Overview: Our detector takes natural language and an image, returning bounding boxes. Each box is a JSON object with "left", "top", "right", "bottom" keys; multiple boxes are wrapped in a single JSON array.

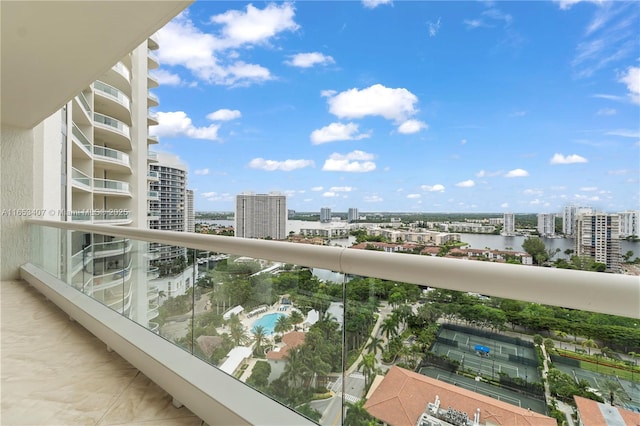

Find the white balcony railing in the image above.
[
  {"left": 23, "top": 219, "right": 640, "bottom": 426},
  {"left": 93, "top": 146, "right": 130, "bottom": 168},
  {"left": 93, "top": 112, "right": 130, "bottom": 139},
  {"left": 93, "top": 178, "right": 130, "bottom": 195},
  {"left": 94, "top": 80, "right": 131, "bottom": 110}
]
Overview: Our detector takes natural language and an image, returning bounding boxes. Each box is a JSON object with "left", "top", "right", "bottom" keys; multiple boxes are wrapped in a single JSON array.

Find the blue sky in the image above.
[{"left": 150, "top": 0, "right": 639, "bottom": 213}]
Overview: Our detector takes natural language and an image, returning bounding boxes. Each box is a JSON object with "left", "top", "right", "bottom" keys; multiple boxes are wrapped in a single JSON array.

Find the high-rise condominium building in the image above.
[
  {"left": 235, "top": 192, "right": 287, "bottom": 240},
  {"left": 575, "top": 213, "right": 621, "bottom": 272},
  {"left": 348, "top": 208, "right": 359, "bottom": 223},
  {"left": 320, "top": 207, "right": 332, "bottom": 223},
  {"left": 186, "top": 189, "right": 195, "bottom": 233},
  {"left": 618, "top": 210, "right": 640, "bottom": 239},
  {"left": 562, "top": 205, "right": 593, "bottom": 237},
  {"left": 502, "top": 213, "right": 515, "bottom": 236},
  {"left": 537, "top": 213, "right": 556, "bottom": 237}
]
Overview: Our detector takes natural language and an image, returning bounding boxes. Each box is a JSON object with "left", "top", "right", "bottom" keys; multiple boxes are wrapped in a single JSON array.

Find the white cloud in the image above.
[
  {"left": 397, "top": 119, "right": 428, "bottom": 134},
  {"left": 157, "top": 5, "right": 298, "bottom": 86},
  {"left": 248, "top": 158, "right": 314, "bottom": 171},
  {"left": 619, "top": 66, "right": 640, "bottom": 104},
  {"left": 207, "top": 109, "right": 241, "bottom": 121},
  {"left": 364, "top": 195, "right": 384, "bottom": 202},
  {"left": 322, "top": 150, "right": 376, "bottom": 173},
  {"left": 596, "top": 108, "right": 616, "bottom": 116},
  {"left": 362, "top": 0, "right": 392, "bottom": 9},
  {"left": 555, "top": 0, "right": 605, "bottom": 10},
  {"left": 460, "top": 139, "right": 467, "bottom": 145},
  {"left": 455, "top": 180, "right": 475, "bottom": 188},
  {"left": 421, "top": 184, "right": 445, "bottom": 192},
  {"left": 151, "top": 111, "right": 220, "bottom": 140},
  {"left": 325, "top": 84, "right": 420, "bottom": 123},
  {"left": 152, "top": 69, "right": 182, "bottom": 86},
  {"left": 322, "top": 191, "right": 339, "bottom": 198},
  {"left": 476, "top": 169, "right": 502, "bottom": 177},
  {"left": 464, "top": 19, "right": 487, "bottom": 30},
  {"left": 428, "top": 18, "right": 441, "bottom": 37},
  {"left": 550, "top": 153, "right": 588, "bottom": 164},
  {"left": 523, "top": 189, "right": 543, "bottom": 196},
  {"left": 505, "top": 168, "right": 529, "bottom": 177},
  {"left": 581, "top": 186, "right": 598, "bottom": 191},
  {"left": 328, "top": 186, "right": 354, "bottom": 192},
  {"left": 286, "top": 52, "right": 335, "bottom": 68},
  {"left": 310, "top": 122, "right": 371, "bottom": 144},
  {"left": 210, "top": 3, "right": 299, "bottom": 48},
  {"left": 311, "top": 186, "right": 324, "bottom": 191},
  {"left": 201, "top": 191, "right": 233, "bottom": 202},
  {"left": 607, "top": 129, "right": 640, "bottom": 138},
  {"left": 194, "top": 168, "right": 210, "bottom": 175},
  {"left": 407, "top": 194, "right": 421, "bottom": 199},
  {"left": 500, "top": 202, "right": 509, "bottom": 208}
]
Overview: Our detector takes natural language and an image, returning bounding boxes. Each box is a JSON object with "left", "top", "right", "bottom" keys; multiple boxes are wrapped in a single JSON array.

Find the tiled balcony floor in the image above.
[{"left": 1, "top": 280, "right": 202, "bottom": 426}]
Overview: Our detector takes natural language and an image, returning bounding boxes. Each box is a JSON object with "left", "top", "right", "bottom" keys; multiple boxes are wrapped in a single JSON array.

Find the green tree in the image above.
[
  {"left": 252, "top": 325, "right": 267, "bottom": 356},
  {"left": 543, "top": 338, "right": 555, "bottom": 349},
  {"left": 622, "top": 250, "right": 635, "bottom": 263},
  {"left": 246, "top": 360, "right": 271, "bottom": 388},
  {"left": 366, "top": 336, "right": 384, "bottom": 356},
  {"left": 533, "top": 334, "right": 544, "bottom": 345},
  {"left": 582, "top": 338, "right": 598, "bottom": 355},
  {"left": 274, "top": 315, "right": 292, "bottom": 336},
  {"left": 522, "top": 237, "right": 548, "bottom": 265},
  {"left": 358, "top": 353, "right": 378, "bottom": 388}
]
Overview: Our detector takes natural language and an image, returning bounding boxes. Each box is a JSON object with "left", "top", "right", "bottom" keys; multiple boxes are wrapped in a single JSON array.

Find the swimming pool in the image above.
[{"left": 252, "top": 312, "right": 285, "bottom": 335}]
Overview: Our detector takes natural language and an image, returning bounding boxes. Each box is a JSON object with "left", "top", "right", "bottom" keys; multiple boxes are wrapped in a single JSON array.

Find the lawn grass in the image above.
[{"left": 579, "top": 359, "right": 636, "bottom": 382}]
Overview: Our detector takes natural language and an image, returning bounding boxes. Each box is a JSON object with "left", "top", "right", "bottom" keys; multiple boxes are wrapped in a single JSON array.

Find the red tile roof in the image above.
[
  {"left": 265, "top": 331, "right": 305, "bottom": 360},
  {"left": 364, "top": 366, "right": 557, "bottom": 426},
  {"left": 574, "top": 396, "right": 640, "bottom": 426}
]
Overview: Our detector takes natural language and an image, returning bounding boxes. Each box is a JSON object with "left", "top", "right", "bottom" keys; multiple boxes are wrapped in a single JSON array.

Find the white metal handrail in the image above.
[{"left": 26, "top": 219, "right": 640, "bottom": 318}]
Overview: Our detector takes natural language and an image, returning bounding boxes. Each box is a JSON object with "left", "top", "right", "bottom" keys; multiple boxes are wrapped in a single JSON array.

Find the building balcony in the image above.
[
  {"left": 147, "top": 111, "right": 159, "bottom": 126},
  {"left": 147, "top": 134, "right": 159, "bottom": 145},
  {"left": 22, "top": 220, "right": 640, "bottom": 426},
  {"left": 147, "top": 170, "right": 159, "bottom": 181},
  {"left": 148, "top": 72, "right": 159, "bottom": 89},
  {"left": 147, "top": 209, "right": 161, "bottom": 221},
  {"left": 147, "top": 91, "right": 159, "bottom": 107},
  {"left": 70, "top": 123, "right": 92, "bottom": 159},
  {"left": 93, "top": 145, "right": 131, "bottom": 173},
  {"left": 148, "top": 150, "right": 159, "bottom": 162},
  {"left": 147, "top": 267, "right": 160, "bottom": 280},
  {"left": 71, "top": 168, "right": 92, "bottom": 192},
  {"left": 91, "top": 239, "right": 132, "bottom": 259},
  {"left": 100, "top": 61, "right": 131, "bottom": 96},
  {"left": 147, "top": 191, "right": 159, "bottom": 201},
  {"left": 148, "top": 34, "right": 159, "bottom": 50},
  {"left": 93, "top": 80, "right": 131, "bottom": 125},
  {"left": 93, "top": 112, "right": 131, "bottom": 151},
  {"left": 147, "top": 302, "right": 159, "bottom": 320},
  {"left": 72, "top": 91, "right": 92, "bottom": 125},
  {"left": 93, "top": 178, "right": 131, "bottom": 197},
  {"left": 147, "top": 49, "right": 159, "bottom": 69},
  {"left": 93, "top": 211, "right": 132, "bottom": 225}
]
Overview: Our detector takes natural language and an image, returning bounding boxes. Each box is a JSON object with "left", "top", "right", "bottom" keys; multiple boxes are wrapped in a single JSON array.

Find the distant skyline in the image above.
[{"left": 150, "top": 1, "right": 639, "bottom": 213}]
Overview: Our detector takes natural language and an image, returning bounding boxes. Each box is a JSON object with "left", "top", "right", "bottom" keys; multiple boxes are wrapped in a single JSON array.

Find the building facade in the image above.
[
  {"left": 186, "top": 189, "right": 195, "bottom": 233},
  {"left": 348, "top": 208, "right": 359, "bottom": 223},
  {"left": 502, "top": 213, "right": 515, "bottom": 236},
  {"left": 618, "top": 210, "right": 640, "bottom": 239},
  {"left": 235, "top": 192, "right": 287, "bottom": 240},
  {"left": 537, "top": 213, "right": 556, "bottom": 237},
  {"left": 320, "top": 207, "right": 332, "bottom": 223},
  {"left": 562, "top": 205, "right": 593, "bottom": 237},
  {"left": 575, "top": 213, "right": 621, "bottom": 272}
]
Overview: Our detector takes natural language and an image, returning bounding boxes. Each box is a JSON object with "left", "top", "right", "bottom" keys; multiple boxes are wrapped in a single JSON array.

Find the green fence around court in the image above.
[{"left": 442, "top": 323, "right": 535, "bottom": 348}]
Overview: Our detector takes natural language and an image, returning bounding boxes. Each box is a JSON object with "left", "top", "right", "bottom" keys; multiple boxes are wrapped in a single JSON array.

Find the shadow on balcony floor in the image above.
[{"left": 1, "top": 280, "right": 203, "bottom": 426}]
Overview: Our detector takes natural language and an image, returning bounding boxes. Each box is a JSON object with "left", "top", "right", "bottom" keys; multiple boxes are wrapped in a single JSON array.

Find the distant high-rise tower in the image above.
[
  {"left": 348, "top": 208, "right": 359, "bottom": 223},
  {"left": 185, "top": 189, "right": 194, "bottom": 233},
  {"left": 149, "top": 152, "right": 187, "bottom": 263},
  {"left": 320, "top": 207, "right": 332, "bottom": 223},
  {"left": 562, "top": 205, "right": 593, "bottom": 237},
  {"left": 618, "top": 210, "right": 640, "bottom": 239},
  {"left": 235, "top": 192, "right": 287, "bottom": 239},
  {"left": 537, "top": 213, "right": 556, "bottom": 237},
  {"left": 575, "top": 213, "right": 621, "bottom": 272},
  {"left": 502, "top": 213, "right": 515, "bottom": 236}
]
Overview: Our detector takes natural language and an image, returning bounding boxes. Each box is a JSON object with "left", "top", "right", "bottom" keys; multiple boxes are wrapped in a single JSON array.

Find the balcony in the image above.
[
  {"left": 93, "top": 145, "right": 131, "bottom": 173},
  {"left": 147, "top": 91, "right": 159, "bottom": 107},
  {"left": 147, "top": 267, "right": 160, "bottom": 280},
  {"left": 93, "top": 178, "right": 131, "bottom": 197},
  {"left": 148, "top": 72, "right": 159, "bottom": 89},
  {"left": 148, "top": 302, "right": 159, "bottom": 320},
  {"left": 72, "top": 91, "right": 92, "bottom": 125},
  {"left": 92, "top": 210, "right": 132, "bottom": 225},
  {"left": 147, "top": 191, "right": 159, "bottom": 201},
  {"left": 100, "top": 61, "right": 131, "bottom": 96},
  {"left": 147, "top": 49, "right": 159, "bottom": 69},
  {"left": 71, "top": 123, "right": 92, "bottom": 158},
  {"left": 71, "top": 168, "right": 91, "bottom": 192},
  {"left": 147, "top": 134, "right": 159, "bottom": 145},
  {"left": 93, "top": 80, "right": 131, "bottom": 125},
  {"left": 148, "top": 150, "right": 159, "bottom": 162},
  {"left": 148, "top": 34, "right": 159, "bottom": 50},
  {"left": 147, "top": 170, "right": 159, "bottom": 181},
  {"left": 147, "top": 111, "right": 159, "bottom": 126},
  {"left": 22, "top": 220, "right": 640, "bottom": 426},
  {"left": 93, "top": 112, "right": 131, "bottom": 151}
]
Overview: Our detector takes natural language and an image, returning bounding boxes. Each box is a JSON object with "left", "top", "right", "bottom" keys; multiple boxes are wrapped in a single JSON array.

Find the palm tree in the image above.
[
  {"left": 380, "top": 316, "right": 399, "bottom": 340},
  {"left": 289, "top": 310, "right": 304, "bottom": 329},
  {"left": 582, "top": 338, "right": 598, "bottom": 355},
  {"left": 600, "top": 380, "right": 627, "bottom": 406},
  {"left": 252, "top": 325, "right": 267, "bottom": 356},
  {"left": 274, "top": 315, "right": 292, "bottom": 337},
  {"left": 229, "top": 320, "right": 249, "bottom": 346},
  {"left": 358, "top": 353, "right": 378, "bottom": 388},
  {"left": 366, "top": 336, "right": 384, "bottom": 356},
  {"left": 344, "top": 401, "right": 375, "bottom": 426}
]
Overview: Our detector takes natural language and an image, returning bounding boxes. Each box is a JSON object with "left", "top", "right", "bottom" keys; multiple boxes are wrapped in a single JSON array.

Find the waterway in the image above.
[{"left": 198, "top": 219, "right": 640, "bottom": 260}]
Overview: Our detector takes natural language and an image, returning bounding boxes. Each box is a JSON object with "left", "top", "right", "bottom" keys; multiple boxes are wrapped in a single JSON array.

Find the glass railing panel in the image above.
[
  {"left": 26, "top": 222, "right": 640, "bottom": 426},
  {"left": 76, "top": 91, "right": 92, "bottom": 114},
  {"left": 29, "top": 224, "right": 65, "bottom": 280},
  {"left": 71, "top": 168, "right": 91, "bottom": 188},
  {"left": 93, "top": 146, "right": 130, "bottom": 166},
  {"left": 93, "top": 113, "right": 130, "bottom": 138},
  {"left": 94, "top": 178, "right": 130, "bottom": 193},
  {"left": 71, "top": 124, "right": 92, "bottom": 151},
  {"left": 94, "top": 80, "right": 130, "bottom": 109}
]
